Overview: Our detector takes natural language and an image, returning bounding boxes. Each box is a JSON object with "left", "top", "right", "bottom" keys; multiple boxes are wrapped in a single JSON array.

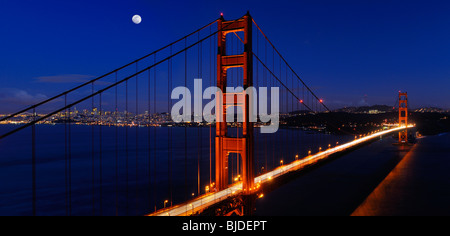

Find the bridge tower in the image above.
[
  {"left": 215, "top": 13, "right": 254, "bottom": 194},
  {"left": 398, "top": 92, "right": 408, "bottom": 144}
]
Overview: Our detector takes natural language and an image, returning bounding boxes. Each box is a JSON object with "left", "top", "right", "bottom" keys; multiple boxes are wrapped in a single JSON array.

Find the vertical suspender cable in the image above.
[
  {"left": 168, "top": 46, "right": 173, "bottom": 207},
  {"left": 64, "top": 95, "right": 68, "bottom": 216},
  {"left": 136, "top": 62, "right": 139, "bottom": 214},
  {"left": 184, "top": 38, "right": 188, "bottom": 202},
  {"left": 148, "top": 68, "right": 152, "bottom": 214},
  {"left": 31, "top": 108, "right": 36, "bottom": 216},
  {"left": 236, "top": 36, "right": 239, "bottom": 181},
  {"left": 68, "top": 105, "right": 72, "bottom": 215},
  {"left": 272, "top": 47, "right": 275, "bottom": 170},
  {"left": 91, "top": 82, "right": 95, "bottom": 216},
  {"left": 264, "top": 37, "right": 268, "bottom": 172},
  {"left": 209, "top": 25, "right": 212, "bottom": 188},
  {"left": 125, "top": 78, "right": 129, "bottom": 215},
  {"left": 99, "top": 93, "right": 103, "bottom": 216},
  {"left": 292, "top": 73, "right": 295, "bottom": 161},
  {"left": 115, "top": 72, "right": 119, "bottom": 216},
  {"left": 255, "top": 28, "right": 259, "bottom": 174},
  {"left": 153, "top": 54, "right": 157, "bottom": 212},
  {"left": 296, "top": 80, "right": 299, "bottom": 157},
  {"left": 197, "top": 32, "right": 201, "bottom": 196}
]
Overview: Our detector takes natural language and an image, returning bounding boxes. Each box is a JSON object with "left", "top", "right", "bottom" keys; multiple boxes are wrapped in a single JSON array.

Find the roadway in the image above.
[{"left": 148, "top": 126, "right": 412, "bottom": 216}]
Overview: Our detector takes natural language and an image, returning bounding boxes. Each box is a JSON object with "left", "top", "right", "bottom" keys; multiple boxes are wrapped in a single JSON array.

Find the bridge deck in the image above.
[{"left": 148, "top": 126, "right": 411, "bottom": 216}]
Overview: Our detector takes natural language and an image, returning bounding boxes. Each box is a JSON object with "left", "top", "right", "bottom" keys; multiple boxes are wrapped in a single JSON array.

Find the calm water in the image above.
[
  {"left": 0, "top": 124, "right": 352, "bottom": 216},
  {"left": 352, "top": 132, "right": 450, "bottom": 216}
]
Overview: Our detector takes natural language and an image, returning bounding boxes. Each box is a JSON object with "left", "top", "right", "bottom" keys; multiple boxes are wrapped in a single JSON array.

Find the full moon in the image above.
[{"left": 132, "top": 15, "right": 142, "bottom": 24}]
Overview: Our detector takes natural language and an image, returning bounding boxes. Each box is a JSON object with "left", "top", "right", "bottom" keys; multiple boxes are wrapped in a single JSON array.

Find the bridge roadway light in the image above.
[{"left": 164, "top": 200, "right": 169, "bottom": 208}]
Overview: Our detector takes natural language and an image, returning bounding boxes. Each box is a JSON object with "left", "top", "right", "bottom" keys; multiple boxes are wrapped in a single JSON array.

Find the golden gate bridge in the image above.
[{"left": 0, "top": 12, "right": 412, "bottom": 216}]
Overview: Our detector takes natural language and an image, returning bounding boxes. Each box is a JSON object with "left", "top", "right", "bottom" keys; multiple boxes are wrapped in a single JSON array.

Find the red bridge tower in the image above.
[
  {"left": 215, "top": 13, "right": 255, "bottom": 194},
  {"left": 398, "top": 92, "right": 408, "bottom": 144}
]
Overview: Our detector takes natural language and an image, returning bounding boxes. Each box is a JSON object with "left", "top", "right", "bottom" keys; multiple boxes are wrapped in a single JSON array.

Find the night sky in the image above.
[{"left": 1, "top": 0, "right": 450, "bottom": 113}]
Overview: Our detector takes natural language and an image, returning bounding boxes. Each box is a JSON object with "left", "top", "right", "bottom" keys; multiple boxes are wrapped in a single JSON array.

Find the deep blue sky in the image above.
[{"left": 1, "top": 0, "right": 450, "bottom": 113}]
